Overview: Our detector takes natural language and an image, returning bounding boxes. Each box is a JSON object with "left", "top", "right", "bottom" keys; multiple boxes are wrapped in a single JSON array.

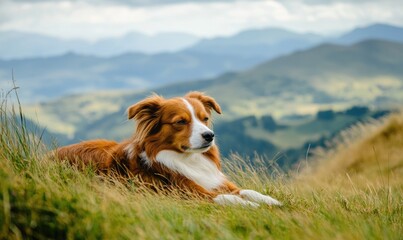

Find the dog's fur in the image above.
[{"left": 56, "top": 92, "right": 281, "bottom": 207}]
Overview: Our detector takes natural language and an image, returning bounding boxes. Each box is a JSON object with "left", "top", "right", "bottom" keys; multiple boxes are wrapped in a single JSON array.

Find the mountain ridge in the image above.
[
  {"left": 3, "top": 22, "right": 403, "bottom": 61},
  {"left": 2, "top": 23, "right": 403, "bottom": 103},
  {"left": 334, "top": 23, "right": 403, "bottom": 45},
  {"left": 185, "top": 27, "right": 323, "bottom": 60},
  {"left": 22, "top": 39, "right": 403, "bottom": 139},
  {"left": 0, "top": 30, "right": 200, "bottom": 59}
]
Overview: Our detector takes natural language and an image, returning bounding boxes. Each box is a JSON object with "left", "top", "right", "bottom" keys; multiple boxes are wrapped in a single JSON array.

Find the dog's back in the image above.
[{"left": 57, "top": 139, "right": 120, "bottom": 170}]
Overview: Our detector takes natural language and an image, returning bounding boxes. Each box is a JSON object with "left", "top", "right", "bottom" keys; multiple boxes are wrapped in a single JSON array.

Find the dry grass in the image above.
[{"left": 302, "top": 112, "right": 403, "bottom": 185}]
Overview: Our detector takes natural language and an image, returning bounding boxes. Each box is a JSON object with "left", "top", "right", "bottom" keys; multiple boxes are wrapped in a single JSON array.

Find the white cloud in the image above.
[{"left": 0, "top": 0, "right": 402, "bottom": 40}]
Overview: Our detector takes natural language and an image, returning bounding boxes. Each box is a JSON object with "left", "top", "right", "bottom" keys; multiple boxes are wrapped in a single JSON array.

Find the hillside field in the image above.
[{"left": 1, "top": 94, "right": 402, "bottom": 239}]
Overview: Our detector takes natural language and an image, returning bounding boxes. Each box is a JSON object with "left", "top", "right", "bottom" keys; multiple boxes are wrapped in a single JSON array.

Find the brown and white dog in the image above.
[{"left": 57, "top": 92, "right": 281, "bottom": 207}]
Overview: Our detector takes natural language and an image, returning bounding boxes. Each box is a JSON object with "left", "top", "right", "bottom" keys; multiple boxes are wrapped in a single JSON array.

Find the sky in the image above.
[{"left": 0, "top": 0, "right": 402, "bottom": 40}]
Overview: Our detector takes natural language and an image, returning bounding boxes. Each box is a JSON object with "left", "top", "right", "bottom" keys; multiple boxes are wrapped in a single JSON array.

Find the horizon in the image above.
[
  {"left": 1, "top": 22, "right": 402, "bottom": 42},
  {"left": 1, "top": 0, "right": 403, "bottom": 41}
]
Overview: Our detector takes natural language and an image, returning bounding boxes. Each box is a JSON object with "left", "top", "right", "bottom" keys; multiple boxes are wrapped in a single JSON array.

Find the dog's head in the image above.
[{"left": 127, "top": 91, "right": 221, "bottom": 160}]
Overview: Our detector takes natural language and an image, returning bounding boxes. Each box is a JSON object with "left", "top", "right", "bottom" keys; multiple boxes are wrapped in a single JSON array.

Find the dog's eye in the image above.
[
  {"left": 203, "top": 117, "right": 209, "bottom": 122},
  {"left": 176, "top": 119, "right": 187, "bottom": 125}
]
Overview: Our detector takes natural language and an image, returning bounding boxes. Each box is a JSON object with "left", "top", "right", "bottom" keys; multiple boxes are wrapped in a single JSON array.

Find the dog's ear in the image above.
[
  {"left": 127, "top": 95, "right": 164, "bottom": 120},
  {"left": 185, "top": 91, "right": 222, "bottom": 114},
  {"left": 127, "top": 95, "right": 164, "bottom": 143}
]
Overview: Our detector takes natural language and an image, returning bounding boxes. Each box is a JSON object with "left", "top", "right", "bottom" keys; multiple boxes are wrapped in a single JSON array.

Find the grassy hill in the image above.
[
  {"left": 213, "top": 107, "right": 392, "bottom": 168},
  {"left": 306, "top": 112, "right": 403, "bottom": 181},
  {"left": 1, "top": 91, "right": 401, "bottom": 239}
]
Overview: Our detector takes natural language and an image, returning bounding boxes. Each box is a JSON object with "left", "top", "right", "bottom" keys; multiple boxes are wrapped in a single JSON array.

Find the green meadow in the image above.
[{"left": 1, "top": 92, "right": 402, "bottom": 239}]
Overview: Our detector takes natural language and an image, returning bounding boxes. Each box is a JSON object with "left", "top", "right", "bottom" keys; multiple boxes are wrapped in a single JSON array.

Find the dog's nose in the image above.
[{"left": 202, "top": 131, "right": 215, "bottom": 143}]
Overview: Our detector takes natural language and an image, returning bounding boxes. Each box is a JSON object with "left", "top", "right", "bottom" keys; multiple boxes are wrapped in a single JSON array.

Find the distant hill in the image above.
[
  {"left": 0, "top": 51, "right": 255, "bottom": 102},
  {"left": 334, "top": 23, "right": 403, "bottom": 45},
  {"left": 185, "top": 27, "right": 323, "bottom": 62},
  {"left": 82, "top": 32, "right": 200, "bottom": 56},
  {"left": 0, "top": 27, "right": 325, "bottom": 102},
  {"left": 0, "top": 27, "right": 323, "bottom": 61},
  {"left": 0, "top": 31, "right": 87, "bottom": 59},
  {"left": 3, "top": 23, "right": 402, "bottom": 61},
  {"left": 185, "top": 23, "right": 403, "bottom": 60},
  {"left": 0, "top": 31, "right": 199, "bottom": 59}
]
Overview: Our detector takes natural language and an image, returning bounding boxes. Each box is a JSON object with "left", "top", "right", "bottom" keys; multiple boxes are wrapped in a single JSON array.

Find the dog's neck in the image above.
[{"left": 139, "top": 149, "right": 225, "bottom": 191}]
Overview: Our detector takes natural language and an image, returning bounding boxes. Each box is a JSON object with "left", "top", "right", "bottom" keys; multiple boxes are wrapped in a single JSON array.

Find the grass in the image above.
[{"left": 1, "top": 90, "right": 402, "bottom": 239}]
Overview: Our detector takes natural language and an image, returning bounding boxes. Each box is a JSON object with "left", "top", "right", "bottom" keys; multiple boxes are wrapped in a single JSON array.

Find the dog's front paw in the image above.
[
  {"left": 214, "top": 194, "right": 260, "bottom": 208},
  {"left": 239, "top": 189, "right": 282, "bottom": 206}
]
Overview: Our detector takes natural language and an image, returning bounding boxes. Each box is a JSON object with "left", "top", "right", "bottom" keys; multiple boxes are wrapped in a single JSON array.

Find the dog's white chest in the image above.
[{"left": 154, "top": 150, "right": 225, "bottom": 191}]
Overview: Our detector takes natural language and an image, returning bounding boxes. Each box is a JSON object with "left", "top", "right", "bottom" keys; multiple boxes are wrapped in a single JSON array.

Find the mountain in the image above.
[
  {"left": 0, "top": 27, "right": 325, "bottom": 102},
  {"left": 3, "top": 23, "right": 402, "bottom": 61},
  {"left": 0, "top": 31, "right": 199, "bottom": 59},
  {"left": 0, "top": 27, "right": 323, "bottom": 60},
  {"left": 333, "top": 23, "right": 403, "bottom": 45},
  {"left": 185, "top": 27, "right": 323, "bottom": 62},
  {"left": 3, "top": 23, "right": 403, "bottom": 103},
  {"left": 0, "top": 51, "right": 255, "bottom": 102},
  {"left": 0, "top": 31, "right": 88, "bottom": 59},
  {"left": 23, "top": 40, "right": 403, "bottom": 148},
  {"left": 83, "top": 32, "right": 199, "bottom": 56},
  {"left": 0, "top": 27, "right": 321, "bottom": 103},
  {"left": 0, "top": 33, "right": 321, "bottom": 102}
]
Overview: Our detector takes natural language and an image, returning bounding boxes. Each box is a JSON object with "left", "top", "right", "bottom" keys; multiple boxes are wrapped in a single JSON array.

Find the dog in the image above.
[{"left": 56, "top": 91, "right": 282, "bottom": 207}]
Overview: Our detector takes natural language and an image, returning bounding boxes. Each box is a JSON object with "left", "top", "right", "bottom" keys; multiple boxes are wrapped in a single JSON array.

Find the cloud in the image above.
[
  {"left": 285, "top": 0, "right": 401, "bottom": 3},
  {"left": 9, "top": 0, "right": 401, "bottom": 6},
  {"left": 8, "top": 0, "right": 244, "bottom": 7},
  {"left": 0, "top": 0, "right": 402, "bottom": 40}
]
